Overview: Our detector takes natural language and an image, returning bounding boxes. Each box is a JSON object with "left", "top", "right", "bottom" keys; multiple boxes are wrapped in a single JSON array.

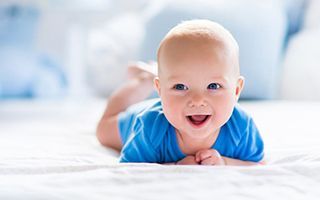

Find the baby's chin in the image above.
[
  {"left": 175, "top": 126, "right": 216, "bottom": 140},
  {"left": 186, "top": 132, "right": 216, "bottom": 142}
]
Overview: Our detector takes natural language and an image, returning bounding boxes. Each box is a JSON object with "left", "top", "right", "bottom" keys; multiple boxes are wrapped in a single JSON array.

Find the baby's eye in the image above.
[
  {"left": 173, "top": 84, "right": 188, "bottom": 91},
  {"left": 207, "top": 83, "right": 221, "bottom": 90}
]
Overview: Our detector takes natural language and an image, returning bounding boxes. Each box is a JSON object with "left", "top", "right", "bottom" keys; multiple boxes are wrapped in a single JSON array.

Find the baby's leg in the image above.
[
  {"left": 109, "top": 61, "right": 157, "bottom": 117},
  {"left": 96, "top": 61, "right": 156, "bottom": 151}
]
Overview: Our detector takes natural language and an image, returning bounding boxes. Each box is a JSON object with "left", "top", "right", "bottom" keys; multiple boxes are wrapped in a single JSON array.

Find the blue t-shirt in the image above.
[{"left": 118, "top": 98, "right": 264, "bottom": 163}]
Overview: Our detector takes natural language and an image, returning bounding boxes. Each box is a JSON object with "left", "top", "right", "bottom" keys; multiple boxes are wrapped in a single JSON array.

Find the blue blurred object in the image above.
[
  {"left": 0, "top": 4, "right": 66, "bottom": 99},
  {"left": 139, "top": 0, "right": 307, "bottom": 99},
  {"left": 283, "top": 0, "right": 308, "bottom": 46},
  {"left": 0, "top": 4, "right": 38, "bottom": 48},
  {"left": 284, "top": 0, "right": 307, "bottom": 35}
]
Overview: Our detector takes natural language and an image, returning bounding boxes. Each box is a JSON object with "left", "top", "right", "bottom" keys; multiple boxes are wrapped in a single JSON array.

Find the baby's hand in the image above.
[
  {"left": 195, "top": 149, "right": 225, "bottom": 166},
  {"left": 176, "top": 155, "right": 199, "bottom": 165}
]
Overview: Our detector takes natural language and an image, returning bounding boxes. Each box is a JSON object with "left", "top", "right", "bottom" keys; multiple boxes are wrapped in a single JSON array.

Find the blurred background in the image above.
[{"left": 0, "top": 0, "right": 319, "bottom": 101}]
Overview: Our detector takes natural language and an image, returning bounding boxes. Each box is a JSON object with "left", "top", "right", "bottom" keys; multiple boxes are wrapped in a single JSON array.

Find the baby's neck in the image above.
[{"left": 175, "top": 129, "right": 220, "bottom": 155}]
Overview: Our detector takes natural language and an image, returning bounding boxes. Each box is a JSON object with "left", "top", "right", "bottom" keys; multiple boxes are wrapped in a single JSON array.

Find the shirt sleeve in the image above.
[
  {"left": 119, "top": 118, "right": 160, "bottom": 163},
  {"left": 118, "top": 109, "right": 137, "bottom": 145},
  {"left": 235, "top": 118, "right": 264, "bottom": 162},
  {"left": 118, "top": 101, "right": 151, "bottom": 145}
]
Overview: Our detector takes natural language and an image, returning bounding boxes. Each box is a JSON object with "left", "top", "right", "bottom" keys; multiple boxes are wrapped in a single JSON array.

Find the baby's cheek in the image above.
[
  {"left": 162, "top": 104, "right": 176, "bottom": 122},
  {"left": 216, "top": 101, "right": 234, "bottom": 123},
  {"left": 165, "top": 111, "right": 181, "bottom": 127},
  {"left": 164, "top": 107, "right": 185, "bottom": 131}
]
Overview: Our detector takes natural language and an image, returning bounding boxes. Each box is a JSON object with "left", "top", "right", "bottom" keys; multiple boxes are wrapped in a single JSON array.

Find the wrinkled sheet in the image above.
[{"left": 1, "top": 98, "right": 320, "bottom": 199}]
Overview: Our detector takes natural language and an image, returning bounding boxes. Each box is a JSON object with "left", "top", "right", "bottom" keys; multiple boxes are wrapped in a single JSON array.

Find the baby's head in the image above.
[{"left": 154, "top": 19, "right": 244, "bottom": 139}]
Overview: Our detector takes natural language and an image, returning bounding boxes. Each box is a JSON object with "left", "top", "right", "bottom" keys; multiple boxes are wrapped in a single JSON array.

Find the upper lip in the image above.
[{"left": 185, "top": 113, "right": 211, "bottom": 116}]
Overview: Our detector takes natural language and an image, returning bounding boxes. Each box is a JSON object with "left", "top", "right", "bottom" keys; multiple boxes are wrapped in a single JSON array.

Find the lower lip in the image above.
[{"left": 186, "top": 115, "right": 211, "bottom": 129}]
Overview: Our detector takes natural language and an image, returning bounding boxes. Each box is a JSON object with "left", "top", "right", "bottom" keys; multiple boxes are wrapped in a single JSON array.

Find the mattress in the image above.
[{"left": 1, "top": 98, "right": 320, "bottom": 199}]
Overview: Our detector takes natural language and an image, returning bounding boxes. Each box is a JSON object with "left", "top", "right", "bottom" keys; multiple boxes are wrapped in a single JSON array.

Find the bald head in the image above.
[{"left": 157, "top": 19, "right": 240, "bottom": 77}]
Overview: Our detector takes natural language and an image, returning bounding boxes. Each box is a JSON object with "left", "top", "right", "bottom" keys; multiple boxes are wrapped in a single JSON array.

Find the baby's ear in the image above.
[
  {"left": 235, "top": 76, "right": 245, "bottom": 100},
  {"left": 153, "top": 77, "right": 161, "bottom": 96}
]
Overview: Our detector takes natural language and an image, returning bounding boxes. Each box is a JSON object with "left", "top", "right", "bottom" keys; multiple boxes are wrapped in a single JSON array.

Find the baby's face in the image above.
[{"left": 155, "top": 36, "right": 244, "bottom": 139}]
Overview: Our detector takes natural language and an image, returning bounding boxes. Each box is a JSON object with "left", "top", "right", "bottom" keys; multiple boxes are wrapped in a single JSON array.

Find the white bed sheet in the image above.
[{"left": 1, "top": 98, "right": 320, "bottom": 199}]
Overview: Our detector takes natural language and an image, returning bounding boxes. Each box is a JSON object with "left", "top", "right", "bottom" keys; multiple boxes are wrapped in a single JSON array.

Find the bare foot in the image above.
[
  {"left": 127, "top": 61, "right": 157, "bottom": 81},
  {"left": 125, "top": 61, "right": 158, "bottom": 99}
]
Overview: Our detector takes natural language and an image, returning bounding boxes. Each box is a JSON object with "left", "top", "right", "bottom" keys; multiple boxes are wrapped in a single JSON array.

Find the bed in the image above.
[{"left": 1, "top": 98, "right": 320, "bottom": 199}]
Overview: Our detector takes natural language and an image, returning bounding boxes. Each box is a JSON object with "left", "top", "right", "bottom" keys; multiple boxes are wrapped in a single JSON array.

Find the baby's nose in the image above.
[{"left": 188, "top": 94, "right": 207, "bottom": 107}]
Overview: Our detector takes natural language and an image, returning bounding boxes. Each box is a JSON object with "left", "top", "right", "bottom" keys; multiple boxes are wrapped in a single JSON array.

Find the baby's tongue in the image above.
[{"left": 190, "top": 115, "right": 207, "bottom": 122}]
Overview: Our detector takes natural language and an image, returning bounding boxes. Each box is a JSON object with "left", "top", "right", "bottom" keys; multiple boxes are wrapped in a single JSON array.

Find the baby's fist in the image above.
[
  {"left": 176, "top": 155, "right": 199, "bottom": 165},
  {"left": 195, "top": 149, "right": 225, "bottom": 166}
]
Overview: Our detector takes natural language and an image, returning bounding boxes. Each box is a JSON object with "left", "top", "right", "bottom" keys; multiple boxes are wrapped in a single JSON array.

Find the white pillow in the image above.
[
  {"left": 281, "top": 28, "right": 320, "bottom": 100},
  {"left": 86, "top": 14, "right": 145, "bottom": 97}
]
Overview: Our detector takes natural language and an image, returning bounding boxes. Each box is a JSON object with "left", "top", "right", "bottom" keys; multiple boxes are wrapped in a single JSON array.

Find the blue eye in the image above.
[
  {"left": 207, "top": 83, "right": 221, "bottom": 90},
  {"left": 174, "top": 84, "right": 188, "bottom": 90}
]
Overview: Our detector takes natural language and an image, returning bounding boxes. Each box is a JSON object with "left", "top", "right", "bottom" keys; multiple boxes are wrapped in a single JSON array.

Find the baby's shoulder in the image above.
[
  {"left": 231, "top": 104, "right": 252, "bottom": 123},
  {"left": 136, "top": 99, "right": 163, "bottom": 122},
  {"left": 133, "top": 99, "right": 170, "bottom": 148},
  {"left": 225, "top": 105, "right": 256, "bottom": 142}
]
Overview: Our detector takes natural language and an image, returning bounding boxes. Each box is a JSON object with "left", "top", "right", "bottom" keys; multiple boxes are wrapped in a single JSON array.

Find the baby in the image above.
[{"left": 97, "top": 19, "right": 264, "bottom": 165}]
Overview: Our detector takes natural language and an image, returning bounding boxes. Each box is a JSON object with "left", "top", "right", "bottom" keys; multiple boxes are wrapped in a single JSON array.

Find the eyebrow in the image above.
[
  {"left": 167, "top": 75, "right": 180, "bottom": 82},
  {"left": 211, "top": 76, "right": 229, "bottom": 83}
]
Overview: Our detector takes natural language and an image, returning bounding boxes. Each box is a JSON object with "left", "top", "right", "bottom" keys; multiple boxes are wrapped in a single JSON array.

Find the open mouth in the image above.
[{"left": 186, "top": 115, "right": 211, "bottom": 128}]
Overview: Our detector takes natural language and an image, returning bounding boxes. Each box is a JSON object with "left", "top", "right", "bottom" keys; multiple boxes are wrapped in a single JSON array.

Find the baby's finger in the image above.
[
  {"left": 195, "top": 150, "right": 204, "bottom": 162},
  {"left": 195, "top": 151, "right": 201, "bottom": 162},
  {"left": 200, "top": 157, "right": 217, "bottom": 165},
  {"left": 195, "top": 150, "right": 212, "bottom": 162}
]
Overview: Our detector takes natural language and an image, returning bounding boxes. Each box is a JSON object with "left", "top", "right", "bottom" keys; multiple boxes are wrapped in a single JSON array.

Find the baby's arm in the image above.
[
  {"left": 163, "top": 155, "right": 199, "bottom": 165},
  {"left": 195, "top": 149, "right": 264, "bottom": 166},
  {"left": 176, "top": 155, "right": 199, "bottom": 165}
]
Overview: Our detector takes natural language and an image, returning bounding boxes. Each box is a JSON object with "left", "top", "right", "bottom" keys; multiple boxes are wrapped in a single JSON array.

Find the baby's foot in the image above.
[
  {"left": 127, "top": 61, "right": 157, "bottom": 81},
  {"left": 126, "top": 61, "right": 157, "bottom": 98}
]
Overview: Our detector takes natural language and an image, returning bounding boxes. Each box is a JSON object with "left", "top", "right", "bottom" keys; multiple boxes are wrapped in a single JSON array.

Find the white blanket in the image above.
[{"left": 1, "top": 98, "right": 320, "bottom": 199}]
